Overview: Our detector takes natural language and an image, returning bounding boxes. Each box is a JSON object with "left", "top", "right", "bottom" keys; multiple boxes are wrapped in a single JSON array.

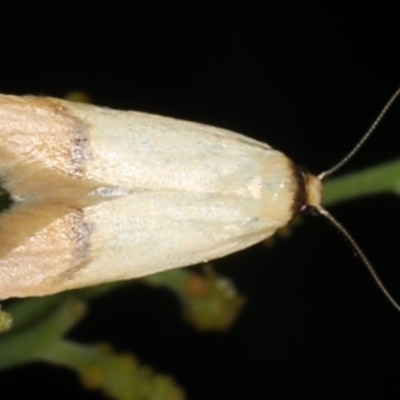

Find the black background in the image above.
[{"left": 1, "top": 1, "right": 400, "bottom": 399}]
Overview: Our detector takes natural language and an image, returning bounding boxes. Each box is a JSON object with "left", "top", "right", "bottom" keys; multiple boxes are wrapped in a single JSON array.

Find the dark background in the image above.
[{"left": 1, "top": 1, "right": 400, "bottom": 399}]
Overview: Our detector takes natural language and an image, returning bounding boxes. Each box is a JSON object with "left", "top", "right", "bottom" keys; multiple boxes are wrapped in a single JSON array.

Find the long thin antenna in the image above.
[
  {"left": 310, "top": 86, "right": 400, "bottom": 313},
  {"left": 319, "top": 86, "right": 400, "bottom": 180},
  {"left": 316, "top": 206, "right": 400, "bottom": 313}
]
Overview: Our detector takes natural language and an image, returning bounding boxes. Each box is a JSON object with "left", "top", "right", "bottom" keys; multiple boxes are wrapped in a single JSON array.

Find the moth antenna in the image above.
[
  {"left": 319, "top": 86, "right": 400, "bottom": 180},
  {"left": 315, "top": 205, "right": 400, "bottom": 313},
  {"left": 307, "top": 86, "right": 400, "bottom": 313}
]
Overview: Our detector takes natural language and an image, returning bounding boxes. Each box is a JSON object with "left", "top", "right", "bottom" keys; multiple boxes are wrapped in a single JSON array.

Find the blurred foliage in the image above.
[{"left": 0, "top": 267, "right": 245, "bottom": 399}]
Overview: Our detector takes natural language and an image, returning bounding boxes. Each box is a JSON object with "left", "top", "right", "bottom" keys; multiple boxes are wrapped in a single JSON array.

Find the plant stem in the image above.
[{"left": 323, "top": 159, "right": 400, "bottom": 206}]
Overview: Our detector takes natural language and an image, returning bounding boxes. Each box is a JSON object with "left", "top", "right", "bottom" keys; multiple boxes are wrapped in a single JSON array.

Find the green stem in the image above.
[
  {"left": 0, "top": 299, "right": 86, "bottom": 370},
  {"left": 39, "top": 340, "right": 108, "bottom": 370},
  {"left": 323, "top": 159, "right": 400, "bottom": 206}
]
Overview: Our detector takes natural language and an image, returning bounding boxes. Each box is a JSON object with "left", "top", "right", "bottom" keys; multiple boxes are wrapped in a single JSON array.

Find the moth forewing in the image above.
[{"left": 0, "top": 95, "right": 305, "bottom": 298}]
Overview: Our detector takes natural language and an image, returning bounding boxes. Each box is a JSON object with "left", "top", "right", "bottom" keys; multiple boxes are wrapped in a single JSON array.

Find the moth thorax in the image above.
[{"left": 304, "top": 173, "right": 323, "bottom": 209}]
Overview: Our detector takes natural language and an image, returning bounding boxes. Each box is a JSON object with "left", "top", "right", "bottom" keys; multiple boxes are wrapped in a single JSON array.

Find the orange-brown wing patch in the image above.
[{"left": 0, "top": 203, "right": 93, "bottom": 298}]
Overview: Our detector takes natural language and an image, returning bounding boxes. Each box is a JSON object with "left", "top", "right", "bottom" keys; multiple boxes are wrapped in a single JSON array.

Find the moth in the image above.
[{"left": 0, "top": 91, "right": 398, "bottom": 309}]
